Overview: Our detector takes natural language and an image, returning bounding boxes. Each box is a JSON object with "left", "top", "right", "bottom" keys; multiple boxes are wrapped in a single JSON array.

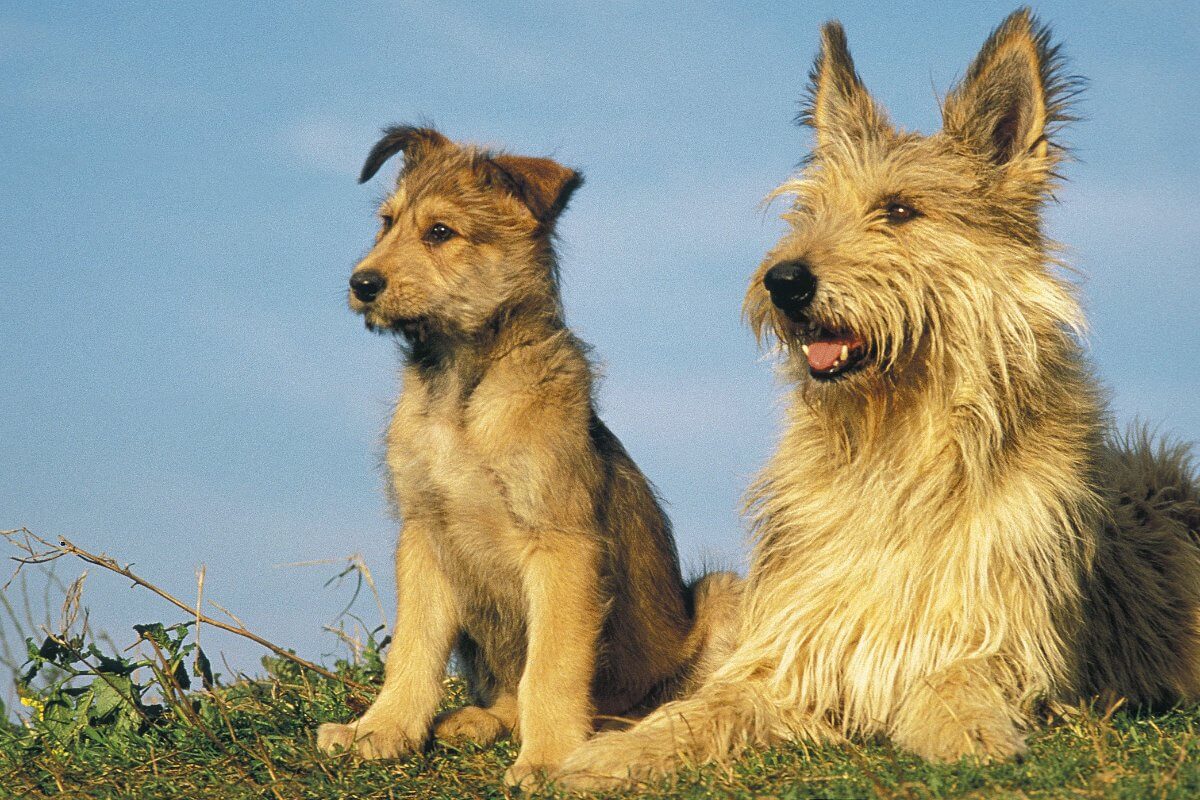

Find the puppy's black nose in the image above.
[
  {"left": 350, "top": 270, "right": 387, "bottom": 303},
  {"left": 763, "top": 259, "right": 817, "bottom": 314}
]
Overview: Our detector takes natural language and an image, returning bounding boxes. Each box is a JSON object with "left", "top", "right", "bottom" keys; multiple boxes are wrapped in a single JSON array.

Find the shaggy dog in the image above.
[{"left": 553, "top": 8, "right": 1200, "bottom": 789}]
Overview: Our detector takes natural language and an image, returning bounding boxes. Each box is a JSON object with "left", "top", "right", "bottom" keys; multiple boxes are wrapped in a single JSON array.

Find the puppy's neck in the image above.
[{"left": 406, "top": 297, "right": 567, "bottom": 390}]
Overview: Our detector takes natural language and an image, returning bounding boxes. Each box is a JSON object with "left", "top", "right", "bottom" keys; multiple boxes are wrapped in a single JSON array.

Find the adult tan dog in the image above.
[
  {"left": 314, "top": 127, "right": 739, "bottom": 788},
  {"left": 554, "top": 8, "right": 1200, "bottom": 789}
]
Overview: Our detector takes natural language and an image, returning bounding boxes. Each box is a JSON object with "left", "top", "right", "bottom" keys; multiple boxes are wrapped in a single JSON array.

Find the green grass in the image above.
[{"left": 2, "top": 622, "right": 1198, "bottom": 800}]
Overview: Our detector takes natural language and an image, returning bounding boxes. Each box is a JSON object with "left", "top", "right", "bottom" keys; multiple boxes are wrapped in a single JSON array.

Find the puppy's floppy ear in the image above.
[
  {"left": 486, "top": 155, "right": 583, "bottom": 225},
  {"left": 359, "top": 125, "right": 450, "bottom": 183},
  {"left": 942, "top": 8, "right": 1080, "bottom": 171},
  {"left": 798, "top": 21, "right": 889, "bottom": 145}
]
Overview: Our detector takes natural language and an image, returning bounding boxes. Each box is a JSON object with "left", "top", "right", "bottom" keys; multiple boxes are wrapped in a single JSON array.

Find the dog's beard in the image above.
[
  {"left": 377, "top": 319, "right": 432, "bottom": 347},
  {"left": 359, "top": 304, "right": 431, "bottom": 343},
  {"left": 391, "top": 318, "right": 430, "bottom": 344}
]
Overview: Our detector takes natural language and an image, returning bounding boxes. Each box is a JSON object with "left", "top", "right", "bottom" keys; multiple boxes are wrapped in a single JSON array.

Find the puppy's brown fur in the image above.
[
  {"left": 315, "top": 127, "right": 739, "bottom": 787},
  {"left": 554, "top": 9, "right": 1200, "bottom": 789}
]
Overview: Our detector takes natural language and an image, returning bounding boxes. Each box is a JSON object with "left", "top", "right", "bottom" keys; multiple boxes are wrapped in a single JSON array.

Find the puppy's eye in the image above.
[
  {"left": 883, "top": 201, "right": 919, "bottom": 224},
  {"left": 424, "top": 223, "right": 456, "bottom": 244},
  {"left": 379, "top": 214, "right": 394, "bottom": 231}
]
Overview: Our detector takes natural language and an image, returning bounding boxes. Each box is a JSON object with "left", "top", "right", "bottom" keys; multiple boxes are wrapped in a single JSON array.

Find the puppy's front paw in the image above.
[
  {"left": 316, "top": 718, "right": 423, "bottom": 759},
  {"left": 317, "top": 722, "right": 357, "bottom": 753}
]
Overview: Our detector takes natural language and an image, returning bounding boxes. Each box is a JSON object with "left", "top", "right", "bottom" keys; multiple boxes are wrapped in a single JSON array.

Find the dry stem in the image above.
[{"left": 2, "top": 527, "right": 369, "bottom": 693}]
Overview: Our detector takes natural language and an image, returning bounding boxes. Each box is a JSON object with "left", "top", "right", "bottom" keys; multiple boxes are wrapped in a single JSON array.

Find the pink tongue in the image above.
[{"left": 807, "top": 340, "right": 848, "bottom": 371}]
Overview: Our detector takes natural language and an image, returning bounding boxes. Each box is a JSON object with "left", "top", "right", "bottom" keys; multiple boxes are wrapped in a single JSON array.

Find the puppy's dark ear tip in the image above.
[
  {"left": 357, "top": 125, "right": 447, "bottom": 185},
  {"left": 358, "top": 161, "right": 383, "bottom": 184}
]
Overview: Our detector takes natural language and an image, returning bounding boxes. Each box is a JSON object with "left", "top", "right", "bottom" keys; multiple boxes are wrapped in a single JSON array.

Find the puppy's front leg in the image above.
[
  {"left": 317, "top": 521, "right": 458, "bottom": 758},
  {"left": 504, "top": 536, "right": 601, "bottom": 788}
]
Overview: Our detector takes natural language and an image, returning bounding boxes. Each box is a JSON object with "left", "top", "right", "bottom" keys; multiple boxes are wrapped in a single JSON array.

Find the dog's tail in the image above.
[{"left": 679, "top": 570, "right": 743, "bottom": 688}]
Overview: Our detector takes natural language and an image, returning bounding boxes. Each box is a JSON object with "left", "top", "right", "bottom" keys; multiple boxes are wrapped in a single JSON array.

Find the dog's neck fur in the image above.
[{"left": 402, "top": 295, "right": 569, "bottom": 402}]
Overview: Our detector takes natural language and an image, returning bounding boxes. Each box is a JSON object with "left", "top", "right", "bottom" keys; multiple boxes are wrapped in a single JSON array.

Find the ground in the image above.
[{"left": 3, "top": 643, "right": 1198, "bottom": 800}]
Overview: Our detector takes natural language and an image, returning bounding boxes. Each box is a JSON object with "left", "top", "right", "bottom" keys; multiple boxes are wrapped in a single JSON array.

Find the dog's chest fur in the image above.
[
  {"left": 741, "top": 399, "right": 1097, "bottom": 730},
  {"left": 385, "top": 359, "right": 532, "bottom": 653}
]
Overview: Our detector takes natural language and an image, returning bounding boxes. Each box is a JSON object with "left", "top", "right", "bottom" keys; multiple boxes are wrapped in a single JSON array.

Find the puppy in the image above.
[{"left": 316, "top": 126, "right": 740, "bottom": 787}]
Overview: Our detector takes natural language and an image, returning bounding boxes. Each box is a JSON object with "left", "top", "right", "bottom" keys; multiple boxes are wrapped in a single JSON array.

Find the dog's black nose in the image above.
[
  {"left": 350, "top": 270, "right": 387, "bottom": 303},
  {"left": 763, "top": 260, "right": 817, "bottom": 314}
]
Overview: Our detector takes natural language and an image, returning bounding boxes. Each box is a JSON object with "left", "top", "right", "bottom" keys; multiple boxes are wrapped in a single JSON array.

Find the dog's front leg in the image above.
[
  {"left": 317, "top": 522, "right": 458, "bottom": 759},
  {"left": 504, "top": 535, "right": 601, "bottom": 789},
  {"left": 891, "top": 658, "right": 1028, "bottom": 763}
]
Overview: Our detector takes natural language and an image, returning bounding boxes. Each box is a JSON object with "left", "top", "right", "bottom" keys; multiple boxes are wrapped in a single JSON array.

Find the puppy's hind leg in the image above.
[{"left": 433, "top": 692, "right": 517, "bottom": 747}]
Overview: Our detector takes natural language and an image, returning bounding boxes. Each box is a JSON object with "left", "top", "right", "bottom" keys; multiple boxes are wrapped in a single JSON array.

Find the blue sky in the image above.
[{"left": 2, "top": 1, "right": 1197, "bottom": 688}]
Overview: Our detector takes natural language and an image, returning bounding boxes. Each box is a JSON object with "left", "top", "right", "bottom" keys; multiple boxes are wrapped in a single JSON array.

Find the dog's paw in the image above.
[
  {"left": 550, "top": 767, "right": 635, "bottom": 792},
  {"left": 433, "top": 705, "right": 510, "bottom": 746},
  {"left": 549, "top": 735, "right": 646, "bottom": 791},
  {"left": 504, "top": 758, "right": 552, "bottom": 791},
  {"left": 316, "top": 718, "right": 423, "bottom": 759},
  {"left": 905, "top": 714, "right": 1028, "bottom": 763},
  {"left": 317, "top": 722, "right": 357, "bottom": 754}
]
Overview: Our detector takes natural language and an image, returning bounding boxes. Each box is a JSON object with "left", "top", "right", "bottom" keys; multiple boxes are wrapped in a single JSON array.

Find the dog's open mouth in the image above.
[
  {"left": 392, "top": 318, "right": 428, "bottom": 341},
  {"left": 799, "top": 328, "right": 868, "bottom": 380},
  {"left": 363, "top": 313, "right": 429, "bottom": 343}
]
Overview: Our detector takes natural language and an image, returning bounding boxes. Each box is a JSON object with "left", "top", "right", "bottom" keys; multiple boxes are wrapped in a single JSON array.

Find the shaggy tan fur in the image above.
[
  {"left": 553, "top": 8, "right": 1200, "bottom": 789},
  {"left": 313, "top": 128, "right": 740, "bottom": 787}
]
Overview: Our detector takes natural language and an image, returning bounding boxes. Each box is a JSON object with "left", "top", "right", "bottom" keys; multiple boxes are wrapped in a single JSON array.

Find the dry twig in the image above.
[{"left": 2, "top": 527, "right": 369, "bottom": 693}]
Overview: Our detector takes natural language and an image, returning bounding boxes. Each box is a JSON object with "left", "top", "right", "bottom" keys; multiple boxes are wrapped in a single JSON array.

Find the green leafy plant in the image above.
[{"left": 17, "top": 621, "right": 215, "bottom": 747}]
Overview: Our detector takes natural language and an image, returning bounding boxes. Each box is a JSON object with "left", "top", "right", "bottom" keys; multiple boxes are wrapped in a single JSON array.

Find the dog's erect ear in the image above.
[
  {"left": 942, "top": 8, "right": 1078, "bottom": 171},
  {"left": 798, "top": 21, "right": 889, "bottom": 145},
  {"left": 359, "top": 126, "right": 450, "bottom": 183},
  {"left": 486, "top": 155, "right": 583, "bottom": 225}
]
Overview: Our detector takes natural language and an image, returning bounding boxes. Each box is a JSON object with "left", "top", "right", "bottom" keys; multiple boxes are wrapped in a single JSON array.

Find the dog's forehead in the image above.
[
  {"left": 798, "top": 133, "right": 974, "bottom": 203},
  {"left": 388, "top": 155, "right": 482, "bottom": 209}
]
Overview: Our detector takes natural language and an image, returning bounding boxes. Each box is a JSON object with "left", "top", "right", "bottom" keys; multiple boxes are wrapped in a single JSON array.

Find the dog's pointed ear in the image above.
[
  {"left": 486, "top": 155, "right": 583, "bottom": 225},
  {"left": 798, "top": 21, "right": 889, "bottom": 145},
  {"left": 942, "top": 8, "right": 1078, "bottom": 173},
  {"left": 359, "top": 126, "right": 450, "bottom": 183}
]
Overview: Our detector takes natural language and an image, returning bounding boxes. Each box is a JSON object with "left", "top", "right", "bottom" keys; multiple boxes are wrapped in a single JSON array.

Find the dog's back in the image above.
[{"left": 1078, "top": 434, "right": 1200, "bottom": 706}]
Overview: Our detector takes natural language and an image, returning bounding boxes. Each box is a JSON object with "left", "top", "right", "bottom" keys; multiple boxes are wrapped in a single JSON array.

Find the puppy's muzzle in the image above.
[
  {"left": 350, "top": 270, "right": 387, "bottom": 303},
  {"left": 763, "top": 260, "right": 817, "bottom": 319}
]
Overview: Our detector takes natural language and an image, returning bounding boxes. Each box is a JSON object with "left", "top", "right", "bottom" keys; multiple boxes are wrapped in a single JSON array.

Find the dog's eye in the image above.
[
  {"left": 379, "top": 214, "right": 394, "bottom": 231},
  {"left": 883, "top": 201, "right": 919, "bottom": 224},
  {"left": 424, "top": 223, "right": 456, "bottom": 244}
]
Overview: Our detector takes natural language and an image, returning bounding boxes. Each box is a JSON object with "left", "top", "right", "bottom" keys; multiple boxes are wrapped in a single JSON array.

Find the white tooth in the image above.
[
  {"left": 840, "top": 344, "right": 849, "bottom": 362},
  {"left": 801, "top": 344, "right": 810, "bottom": 356}
]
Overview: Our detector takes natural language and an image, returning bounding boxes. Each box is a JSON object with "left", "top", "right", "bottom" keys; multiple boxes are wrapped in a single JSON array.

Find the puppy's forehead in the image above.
[{"left": 389, "top": 151, "right": 481, "bottom": 206}]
